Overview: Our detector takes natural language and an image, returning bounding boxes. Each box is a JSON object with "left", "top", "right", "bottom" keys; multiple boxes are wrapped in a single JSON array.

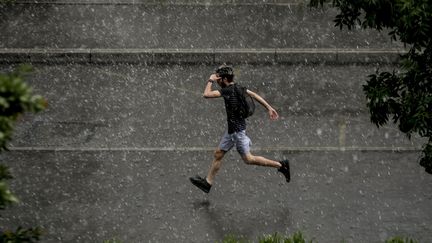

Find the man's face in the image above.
[{"left": 215, "top": 74, "right": 226, "bottom": 88}]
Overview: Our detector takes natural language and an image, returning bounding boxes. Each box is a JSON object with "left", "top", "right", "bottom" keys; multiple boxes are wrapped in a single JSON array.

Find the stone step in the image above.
[
  {"left": 0, "top": 48, "right": 405, "bottom": 64},
  {"left": 0, "top": 3, "right": 402, "bottom": 50}
]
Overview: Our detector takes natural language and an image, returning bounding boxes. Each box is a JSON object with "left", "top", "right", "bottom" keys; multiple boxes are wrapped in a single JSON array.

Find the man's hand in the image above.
[
  {"left": 268, "top": 108, "right": 279, "bottom": 120},
  {"left": 209, "top": 74, "right": 220, "bottom": 82},
  {"left": 247, "top": 90, "right": 280, "bottom": 120}
]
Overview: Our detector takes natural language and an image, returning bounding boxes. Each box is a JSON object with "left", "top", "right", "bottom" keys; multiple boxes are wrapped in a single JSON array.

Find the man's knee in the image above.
[
  {"left": 214, "top": 149, "right": 225, "bottom": 160},
  {"left": 242, "top": 153, "right": 255, "bottom": 165}
]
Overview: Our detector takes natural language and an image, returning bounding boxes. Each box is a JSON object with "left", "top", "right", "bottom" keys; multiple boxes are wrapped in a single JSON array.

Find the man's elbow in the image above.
[{"left": 203, "top": 90, "right": 220, "bottom": 98}]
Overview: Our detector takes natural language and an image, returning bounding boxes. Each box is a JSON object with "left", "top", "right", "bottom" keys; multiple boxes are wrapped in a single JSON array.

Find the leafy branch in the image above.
[
  {"left": 0, "top": 65, "right": 47, "bottom": 242},
  {"left": 310, "top": 0, "right": 432, "bottom": 174}
]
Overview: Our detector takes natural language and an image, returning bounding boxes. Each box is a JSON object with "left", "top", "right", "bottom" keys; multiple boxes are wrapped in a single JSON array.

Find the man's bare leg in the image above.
[
  {"left": 241, "top": 152, "right": 281, "bottom": 168},
  {"left": 242, "top": 152, "right": 290, "bottom": 182},
  {"left": 206, "top": 149, "right": 225, "bottom": 185}
]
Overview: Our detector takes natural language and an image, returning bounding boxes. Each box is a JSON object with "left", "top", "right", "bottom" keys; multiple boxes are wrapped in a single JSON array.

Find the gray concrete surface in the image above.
[
  {"left": 1, "top": 150, "right": 431, "bottom": 243},
  {"left": 2, "top": 63, "right": 425, "bottom": 150},
  {"left": 1, "top": 1, "right": 431, "bottom": 243},
  {"left": 0, "top": 3, "right": 401, "bottom": 49},
  {"left": 0, "top": 62, "right": 431, "bottom": 243},
  {"left": 0, "top": 48, "right": 405, "bottom": 64}
]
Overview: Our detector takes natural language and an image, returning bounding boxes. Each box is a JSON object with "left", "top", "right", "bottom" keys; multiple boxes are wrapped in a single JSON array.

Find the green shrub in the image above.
[
  {"left": 385, "top": 237, "right": 418, "bottom": 243},
  {"left": 220, "top": 232, "right": 314, "bottom": 243},
  {"left": 0, "top": 227, "right": 43, "bottom": 243},
  {"left": 0, "top": 65, "right": 46, "bottom": 242},
  {"left": 258, "top": 232, "right": 313, "bottom": 243},
  {"left": 220, "top": 234, "right": 250, "bottom": 243},
  {"left": 221, "top": 232, "right": 420, "bottom": 243}
]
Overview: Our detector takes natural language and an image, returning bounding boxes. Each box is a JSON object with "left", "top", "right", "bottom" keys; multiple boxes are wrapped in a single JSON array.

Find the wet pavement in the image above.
[
  {"left": 0, "top": 63, "right": 431, "bottom": 243},
  {"left": 1, "top": 149, "right": 431, "bottom": 243}
]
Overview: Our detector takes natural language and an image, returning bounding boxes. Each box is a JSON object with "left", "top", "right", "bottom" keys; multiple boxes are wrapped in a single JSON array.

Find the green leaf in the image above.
[
  {"left": 0, "top": 164, "right": 13, "bottom": 180},
  {"left": 0, "top": 65, "right": 46, "bottom": 151},
  {"left": 0, "top": 181, "right": 19, "bottom": 209},
  {"left": 0, "top": 226, "right": 43, "bottom": 242}
]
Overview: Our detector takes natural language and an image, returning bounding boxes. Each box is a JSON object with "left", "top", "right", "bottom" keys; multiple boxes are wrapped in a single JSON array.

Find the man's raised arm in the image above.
[{"left": 203, "top": 74, "right": 221, "bottom": 98}]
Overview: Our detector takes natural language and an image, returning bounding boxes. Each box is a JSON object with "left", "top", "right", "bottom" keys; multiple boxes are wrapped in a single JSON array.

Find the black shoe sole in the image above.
[
  {"left": 279, "top": 160, "right": 291, "bottom": 183},
  {"left": 189, "top": 177, "right": 211, "bottom": 193}
]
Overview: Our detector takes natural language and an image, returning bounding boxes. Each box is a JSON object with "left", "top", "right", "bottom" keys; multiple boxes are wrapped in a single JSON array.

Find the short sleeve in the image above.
[{"left": 220, "top": 87, "right": 229, "bottom": 98}]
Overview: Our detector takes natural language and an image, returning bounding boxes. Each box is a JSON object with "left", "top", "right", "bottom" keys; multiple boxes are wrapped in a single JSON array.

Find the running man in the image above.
[{"left": 190, "top": 65, "right": 290, "bottom": 193}]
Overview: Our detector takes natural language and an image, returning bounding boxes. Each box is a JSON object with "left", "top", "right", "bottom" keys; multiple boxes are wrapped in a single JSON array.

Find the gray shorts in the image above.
[{"left": 218, "top": 130, "right": 252, "bottom": 155}]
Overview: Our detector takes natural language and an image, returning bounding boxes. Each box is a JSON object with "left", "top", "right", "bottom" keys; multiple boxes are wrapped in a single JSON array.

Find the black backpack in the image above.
[{"left": 234, "top": 84, "right": 255, "bottom": 118}]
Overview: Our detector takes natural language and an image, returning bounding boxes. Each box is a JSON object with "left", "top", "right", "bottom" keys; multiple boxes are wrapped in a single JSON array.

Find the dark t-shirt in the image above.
[{"left": 220, "top": 84, "right": 247, "bottom": 134}]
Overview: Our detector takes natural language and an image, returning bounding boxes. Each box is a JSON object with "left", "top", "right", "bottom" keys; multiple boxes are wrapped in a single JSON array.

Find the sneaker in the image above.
[
  {"left": 189, "top": 175, "right": 211, "bottom": 193},
  {"left": 278, "top": 159, "right": 290, "bottom": 182}
]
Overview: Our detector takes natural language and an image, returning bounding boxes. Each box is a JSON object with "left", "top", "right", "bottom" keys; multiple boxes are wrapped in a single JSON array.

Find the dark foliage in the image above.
[
  {"left": 310, "top": 0, "right": 432, "bottom": 174},
  {"left": 0, "top": 227, "right": 43, "bottom": 243},
  {"left": 1, "top": 65, "right": 46, "bottom": 242}
]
